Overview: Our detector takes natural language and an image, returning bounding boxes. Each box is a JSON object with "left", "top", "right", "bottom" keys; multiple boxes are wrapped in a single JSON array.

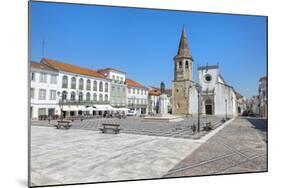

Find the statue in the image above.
[{"left": 160, "top": 81, "right": 165, "bottom": 94}]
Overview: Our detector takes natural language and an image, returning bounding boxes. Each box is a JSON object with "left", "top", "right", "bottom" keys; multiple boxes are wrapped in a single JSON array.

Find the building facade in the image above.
[
  {"left": 188, "top": 65, "right": 238, "bottom": 116},
  {"left": 98, "top": 68, "right": 127, "bottom": 108},
  {"left": 126, "top": 79, "right": 149, "bottom": 115},
  {"left": 172, "top": 28, "right": 240, "bottom": 116},
  {"left": 30, "top": 61, "right": 60, "bottom": 120},
  {"left": 172, "top": 28, "right": 194, "bottom": 115}
]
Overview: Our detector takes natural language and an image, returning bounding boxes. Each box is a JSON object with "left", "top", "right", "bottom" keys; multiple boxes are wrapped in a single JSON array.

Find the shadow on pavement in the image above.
[{"left": 246, "top": 117, "right": 268, "bottom": 143}]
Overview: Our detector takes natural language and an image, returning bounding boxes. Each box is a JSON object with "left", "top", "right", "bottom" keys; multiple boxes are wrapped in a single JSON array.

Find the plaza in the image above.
[{"left": 30, "top": 116, "right": 267, "bottom": 186}]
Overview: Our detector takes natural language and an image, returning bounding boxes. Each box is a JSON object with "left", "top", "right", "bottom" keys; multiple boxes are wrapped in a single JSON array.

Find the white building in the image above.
[
  {"left": 126, "top": 78, "right": 149, "bottom": 115},
  {"left": 148, "top": 87, "right": 172, "bottom": 115},
  {"left": 97, "top": 68, "right": 127, "bottom": 108},
  {"left": 30, "top": 61, "right": 60, "bottom": 120},
  {"left": 31, "top": 58, "right": 113, "bottom": 120},
  {"left": 189, "top": 65, "right": 238, "bottom": 116}
]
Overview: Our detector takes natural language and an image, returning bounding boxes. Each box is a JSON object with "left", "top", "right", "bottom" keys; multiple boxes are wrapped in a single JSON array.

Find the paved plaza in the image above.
[
  {"left": 163, "top": 117, "right": 267, "bottom": 177},
  {"left": 31, "top": 116, "right": 225, "bottom": 139},
  {"left": 30, "top": 116, "right": 267, "bottom": 186},
  {"left": 31, "top": 126, "right": 203, "bottom": 186}
]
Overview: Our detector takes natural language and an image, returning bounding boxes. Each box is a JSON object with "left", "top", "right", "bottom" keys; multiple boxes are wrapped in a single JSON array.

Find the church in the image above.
[{"left": 172, "top": 28, "right": 239, "bottom": 116}]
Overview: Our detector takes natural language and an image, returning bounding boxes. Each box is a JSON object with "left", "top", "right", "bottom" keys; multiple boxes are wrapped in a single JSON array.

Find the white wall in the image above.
[{"left": 57, "top": 71, "right": 111, "bottom": 102}]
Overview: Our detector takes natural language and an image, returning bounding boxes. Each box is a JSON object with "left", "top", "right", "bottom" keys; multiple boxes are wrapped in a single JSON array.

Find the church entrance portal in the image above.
[{"left": 205, "top": 105, "right": 213, "bottom": 115}]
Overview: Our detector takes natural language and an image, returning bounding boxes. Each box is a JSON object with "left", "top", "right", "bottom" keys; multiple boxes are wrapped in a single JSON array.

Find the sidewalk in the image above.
[{"left": 163, "top": 117, "right": 267, "bottom": 177}]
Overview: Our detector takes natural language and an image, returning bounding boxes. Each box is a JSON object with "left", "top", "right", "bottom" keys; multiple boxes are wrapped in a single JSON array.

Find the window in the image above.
[
  {"left": 86, "top": 92, "right": 91, "bottom": 101},
  {"left": 62, "top": 75, "right": 68, "bottom": 88},
  {"left": 93, "top": 93, "right": 97, "bottom": 101},
  {"left": 79, "top": 78, "right": 84, "bottom": 90},
  {"left": 86, "top": 79, "right": 91, "bottom": 90},
  {"left": 128, "top": 88, "right": 131, "bottom": 94},
  {"left": 38, "top": 108, "right": 46, "bottom": 116},
  {"left": 39, "top": 73, "right": 47, "bottom": 83},
  {"left": 112, "top": 75, "right": 115, "bottom": 80},
  {"left": 93, "top": 81, "right": 97, "bottom": 91},
  {"left": 99, "top": 82, "right": 103, "bottom": 92},
  {"left": 70, "top": 92, "right": 76, "bottom": 101},
  {"left": 133, "top": 88, "right": 135, "bottom": 94},
  {"left": 30, "top": 88, "right": 34, "bottom": 99},
  {"left": 105, "top": 83, "right": 109, "bottom": 92},
  {"left": 105, "top": 94, "right": 108, "bottom": 102},
  {"left": 49, "top": 90, "right": 56, "bottom": 100},
  {"left": 62, "top": 91, "right": 67, "bottom": 101},
  {"left": 71, "top": 77, "right": 76, "bottom": 89},
  {"left": 205, "top": 74, "right": 212, "bottom": 82},
  {"left": 99, "top": 94, "right": 103, "bottom": 102},
  {"left": 31, "top": 72, "right": 35, "bottom": 81},
  {"left": 137, "top": 89, "right": 139, "bottom": 94},
  {"left": 39, "top": 89, "right": 46, "bottom": 100},
  {"left": 185, "top": 61, "right": 189, "bottom": 69},
  {"left": 79, "top": 92, "right": 83, "bottom": 101},
  {"left": 179, "top": 61, "right": 182, "bottom": 69},
  {"left": 50, "top": 75, "right": 57, "bottom": 84}
]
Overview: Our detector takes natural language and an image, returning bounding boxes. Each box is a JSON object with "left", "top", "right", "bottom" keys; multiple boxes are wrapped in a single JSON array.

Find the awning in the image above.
[
  {"left": 118, "top": 108, "right": 130, "bottom": 111},
  {"left": 93, "top": 105, "right": 115, "bottom": 111},
  {"left": 62, "top": 106, "right": 86, "bottom": 111}
]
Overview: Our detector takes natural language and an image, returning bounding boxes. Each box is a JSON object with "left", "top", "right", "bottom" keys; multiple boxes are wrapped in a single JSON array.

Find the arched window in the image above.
[
  {"left": 71, "top": 77, "right": 76, "bottom": 89},
  {"left": 93, "top": 93, "right": 97, "bottom": 101},
  {"left": 79, "top": 78, "right": 84, "bottom": 90},
  {"left": 86, "top": 92, "right": 91, "bottom": 101},
  {"left": 70, "top": 91, "right": 76, "bottom": 101},
  {"left": 105, "top": 94, "right": 108, "bottom": 102},
  {"left": 99, "top": 81, "right": 103, "bottom": 92},
  {"left": 86, "top": 79, "right": 91, "bottom": 90},
  {"left": 62, "top": 75, "right": 68, "bottom": 88},
  {"left": 99, "top": 94, "right": 103, "bottom": 102},
  {"left": 179, "top": 61, "right": 182, "bottom": 69},
  {"left": 79, "top": 92, "right": 83, "bottom": 101},
  {"left": 105, "top": 83, "right": 109, "bottom": 92},
  {"left": 93, "top": 81, "right": 97, "bottom": 91},
  {"left": 62, "top": 91, "right": 68, "bottom": 101},
  {"left": 185, "top": 61, "right": 189, "bottom": 69}
]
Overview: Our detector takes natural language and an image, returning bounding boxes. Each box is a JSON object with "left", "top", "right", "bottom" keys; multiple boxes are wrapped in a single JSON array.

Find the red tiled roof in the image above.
[
  {"left": 30, "top": 61, "right": 57, "bottom": 71},
  {"left": 41, "top": 58, "right": 106, "bottom": 79},
  {"left": 97, "top": 68, "right": 126, "bottom": 75},
  {"left": 126, "top": 78, "right": 147, "bottom": 89},
  {"left": 149, "top": 89, "right": 160, "bottom": 96},
  {"left": 149, "top": 86, "right": 172, "bottom": 96}
]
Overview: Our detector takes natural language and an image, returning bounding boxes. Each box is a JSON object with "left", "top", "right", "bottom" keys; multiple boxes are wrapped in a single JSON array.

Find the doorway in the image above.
[{"left": 205, "top": 105, "right": 213, "bottom": 115}]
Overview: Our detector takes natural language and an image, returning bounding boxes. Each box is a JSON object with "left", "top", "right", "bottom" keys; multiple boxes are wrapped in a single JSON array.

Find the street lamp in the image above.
[
  {"left": 225, "top": 99, "right": 228, "bottom": 120},
  {"left": 57, "top": 91, "right": 64, "bottom": 121},
  {"left": 195, "top": 83, "right": 202, "bottom": 133}
]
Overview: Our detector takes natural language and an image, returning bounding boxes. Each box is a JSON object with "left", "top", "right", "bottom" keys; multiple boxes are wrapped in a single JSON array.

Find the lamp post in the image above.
[
  {"left": 57, "top": 91, "right": 64, "bottom": 121},
  {"left": 195, "top": 83, "right": 202, "bottom": 133},
  {"left": 225, "top": 99, "right": 227, "bottom": 120}
]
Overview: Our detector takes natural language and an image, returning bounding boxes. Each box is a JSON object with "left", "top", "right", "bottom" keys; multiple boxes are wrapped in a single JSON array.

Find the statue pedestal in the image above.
[
  {"left": 158, "top": 94, "right": 168, "bottom": 115},
  {"left": 143, "top": 94, "right": 184, "bottom": 123}
]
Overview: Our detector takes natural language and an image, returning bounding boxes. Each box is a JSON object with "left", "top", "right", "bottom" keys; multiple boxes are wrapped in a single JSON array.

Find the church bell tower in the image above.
[{"left": 172, "top": 27, "right": 193, "bottom": 115}]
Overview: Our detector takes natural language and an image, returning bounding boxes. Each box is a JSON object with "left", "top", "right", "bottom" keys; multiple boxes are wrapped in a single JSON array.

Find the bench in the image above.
[
  {"left": 99, "top": 123, "right": 121, "bottom": 134},
  {"left": 55, "top": 120, "right": 72, "bottom": 129},
  {"left": 202, "top": 122, "right": 213, "bottom": 131}
]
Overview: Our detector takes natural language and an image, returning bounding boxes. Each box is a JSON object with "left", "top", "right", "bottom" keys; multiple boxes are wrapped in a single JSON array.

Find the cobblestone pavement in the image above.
[
  {"left": 31, "top": 116, "right": 226, "bottom": 139},
  {"left": 30, "top": 126, "right": 202, "bottom": 186},
  {"left": 163, "top": 117, "right": 267, "bottom": 177}
]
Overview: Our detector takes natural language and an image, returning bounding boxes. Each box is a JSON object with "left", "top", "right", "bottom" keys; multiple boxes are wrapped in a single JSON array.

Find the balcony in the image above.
[
  {"left": 128, "top": 103, "right": 147, "bottom": 108},
  {"left": 61, "top": 100, "right": 110, "bottom": 105}
]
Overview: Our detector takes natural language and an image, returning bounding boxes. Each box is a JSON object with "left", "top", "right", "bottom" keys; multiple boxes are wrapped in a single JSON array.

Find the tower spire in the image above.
[{"left": 176, "top": 26, "right": 191, "bottom": 58}]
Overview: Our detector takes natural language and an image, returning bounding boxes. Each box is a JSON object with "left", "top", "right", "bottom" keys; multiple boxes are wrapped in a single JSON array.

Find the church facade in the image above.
[{"left": 172, "top": 28, "right": 239, "bottom": 116}]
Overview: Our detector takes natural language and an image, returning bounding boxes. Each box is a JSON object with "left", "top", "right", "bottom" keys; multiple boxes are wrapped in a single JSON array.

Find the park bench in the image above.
[
  {"left": 55, "top": 120, "right": 72, "bottom": 129},
  {"left": 202, "top": 122, "right": 213, "bottom": 131},
  {"left": 99, "top": 123, "right": 121, "bottom": 134}
]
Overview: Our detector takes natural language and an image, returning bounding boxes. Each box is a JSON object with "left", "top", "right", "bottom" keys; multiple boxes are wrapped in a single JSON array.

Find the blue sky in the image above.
[{"left": 30, "top": 2, "right": 267, "bottom": 98}]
